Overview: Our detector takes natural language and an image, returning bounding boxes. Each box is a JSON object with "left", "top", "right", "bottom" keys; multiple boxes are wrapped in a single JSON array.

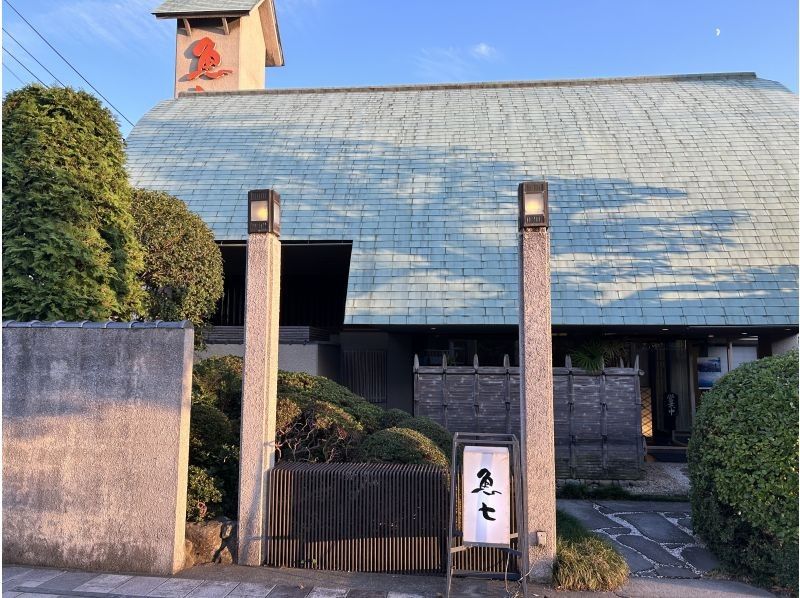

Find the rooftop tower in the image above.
[{"left": 153, "top": 0, "right": 284, "bottom": 96}]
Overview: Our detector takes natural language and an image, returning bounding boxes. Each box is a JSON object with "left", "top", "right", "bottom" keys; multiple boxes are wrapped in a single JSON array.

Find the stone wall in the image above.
[{"left": 2, "top": 321, "right": 194, "bottom": 575}]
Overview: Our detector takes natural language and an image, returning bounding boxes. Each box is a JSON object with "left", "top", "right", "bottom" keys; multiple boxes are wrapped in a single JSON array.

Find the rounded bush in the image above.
[
  {"left": 399, "top": 415, "right": 452, "bottom": 459},
  {"left": 379, "top": 408, "right": 412, "bottom": 429},
  {"left": 131, "top": 188, "right": 223, "bottom": 335},
  {"left": 688, "top": 351, "right": 798, "bottom": 590},
  {"left": 278, "top": 370, "right": 382, "bottom": 432},
  {"left": 358, "top": 427, "right": 449, "bottom": 469}
]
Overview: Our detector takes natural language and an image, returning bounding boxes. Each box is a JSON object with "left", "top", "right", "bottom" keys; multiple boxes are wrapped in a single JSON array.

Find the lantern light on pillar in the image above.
[
  {"left": 518, "top": 181, "right": 548, "bottom": 229},
  {"left": 248, "top": 189, "right": 281, "bottom": 235}
]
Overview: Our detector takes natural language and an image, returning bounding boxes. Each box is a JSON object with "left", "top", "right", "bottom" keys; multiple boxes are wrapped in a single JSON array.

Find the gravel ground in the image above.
[{"left": 624, "top": 462, "right": 691, "bottom": 497}]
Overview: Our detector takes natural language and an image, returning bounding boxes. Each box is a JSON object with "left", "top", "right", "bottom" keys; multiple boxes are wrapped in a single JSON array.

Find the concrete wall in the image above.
[
  {"left": 2, "top": 321, "right": 194, "bottom": 575},
  {"left": 772, "top": 334, "right": 799, "bottom": 355}
]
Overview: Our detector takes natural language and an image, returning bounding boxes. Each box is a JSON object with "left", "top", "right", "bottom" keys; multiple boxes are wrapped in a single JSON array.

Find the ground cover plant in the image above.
[
  {"left": 553, "top": 510, "right": 629, "bottom": 591},
  {"left": 688, "top": 350, "right": 799, "bottom": 593},
  {"left": 188, "top": 356, "right": 452, "bottom": 520}
]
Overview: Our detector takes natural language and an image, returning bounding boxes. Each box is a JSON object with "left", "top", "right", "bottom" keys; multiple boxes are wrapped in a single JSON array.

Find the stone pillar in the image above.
[
  {"left": 518, "top": 227, "right": 557, "bottom": 582},
  {"left": 238, "top": 232, "right": 281, "bottom": 566}
]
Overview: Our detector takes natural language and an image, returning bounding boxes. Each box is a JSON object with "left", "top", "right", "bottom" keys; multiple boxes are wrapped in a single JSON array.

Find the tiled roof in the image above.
[
  {"left": 126, "top": 73, "right": 799, "bottom": 327},
  {"left": 153, "top": 0, "right": 261, "bottom": 16}
]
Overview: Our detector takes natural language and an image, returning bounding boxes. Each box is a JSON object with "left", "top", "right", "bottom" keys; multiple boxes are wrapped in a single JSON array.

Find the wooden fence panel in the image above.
[{"left": 414, "top": 355, "right": 644, "bottom": 480}]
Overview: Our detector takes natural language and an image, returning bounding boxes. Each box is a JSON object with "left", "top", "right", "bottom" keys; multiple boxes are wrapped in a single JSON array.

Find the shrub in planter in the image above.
[
  {"left": 358, "top": 427, "right": 449, "bottom": 469},
  {"left": 688, "top": 350, "right": 799, "bottom": 591},
  {"left": 187, "top": 465, "right": 223, "bottom": 522}
]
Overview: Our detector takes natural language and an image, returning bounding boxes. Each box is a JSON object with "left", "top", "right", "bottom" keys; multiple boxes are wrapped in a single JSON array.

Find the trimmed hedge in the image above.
[
  {"left": 688, "top": 350, "right": 799, "bottom": 591},
  {"left": 187, "top": 357, "right": 455, "bottom": 520},
  {"left": 357, "top": 427, "right": 449, "bottom": 469},
  {"left": 278, "top": 370, "right": 383, "bottom": 433}
]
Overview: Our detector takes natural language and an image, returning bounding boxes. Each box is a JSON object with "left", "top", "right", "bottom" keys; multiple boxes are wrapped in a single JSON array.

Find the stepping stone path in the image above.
[{"left": 558, "top": 499, "right": 721, "bottom": 580}]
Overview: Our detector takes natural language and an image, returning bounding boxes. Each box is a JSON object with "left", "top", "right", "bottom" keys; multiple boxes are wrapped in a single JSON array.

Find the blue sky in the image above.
[{"left": 2, "top": 0, "right": 797, "bottom": 135}]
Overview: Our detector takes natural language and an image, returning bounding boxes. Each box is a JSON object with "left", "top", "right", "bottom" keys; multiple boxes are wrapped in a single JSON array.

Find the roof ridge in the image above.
[{"left": 176, "top": 72, "right": 758, "bottom": 98}]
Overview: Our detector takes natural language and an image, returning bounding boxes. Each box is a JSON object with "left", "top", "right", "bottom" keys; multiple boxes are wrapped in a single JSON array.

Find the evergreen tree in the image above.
[
  {"left": 3, "top": 85, "right": 143, "bottom": 321},
  {"left": 131, "top": 188, "right": 223, "bottom": 330}
]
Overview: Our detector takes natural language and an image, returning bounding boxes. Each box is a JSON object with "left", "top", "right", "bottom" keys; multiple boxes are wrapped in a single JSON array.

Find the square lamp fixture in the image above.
[
  {"left": 248, "top": 189, "right": 280, "bottom": 235},
  {"left": 518, "top": 181, "right": 548, "bottom": 229}
]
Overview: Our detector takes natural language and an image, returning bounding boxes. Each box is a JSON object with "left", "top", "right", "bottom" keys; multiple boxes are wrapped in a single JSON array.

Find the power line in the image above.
[
  {"left": 3, "top": 62, "right": 27, "bottom": 86},
  {"left": 3, "top": 27, "right": 66, "bottom": 86},
  {"left": 3, "top": 47, "right": 46, "bottom": 85},
  {"left": 3, "top": 0, "right": 134, "bottom": 127}
]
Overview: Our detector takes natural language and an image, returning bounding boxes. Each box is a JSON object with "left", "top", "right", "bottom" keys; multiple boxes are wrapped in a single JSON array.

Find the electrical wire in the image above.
[
  {"left": 3, "top": 47, "right": 46, "bottom": 85},
  {"left": 3, "top": 0, "right": 134, "bottom": 126},
  {"left": 3, "top": 27, "right": 65, "bottom": 86},
  {"left": 3, "top": 62, "right": 27, "bottom": 86}
]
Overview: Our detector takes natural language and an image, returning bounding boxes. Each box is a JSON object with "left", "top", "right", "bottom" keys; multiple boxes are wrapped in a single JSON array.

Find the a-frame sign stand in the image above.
[{"left": 445, "top": 432, "right": 528, "bottom": 598}]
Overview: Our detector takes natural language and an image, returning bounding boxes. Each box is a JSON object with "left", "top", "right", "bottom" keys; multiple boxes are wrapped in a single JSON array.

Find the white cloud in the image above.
[
  {"left": 471, "top": 42, "right": 498, "bottom": 60},
  {"left": 414, "top": 47, "right": 473, "bottom": 82}
]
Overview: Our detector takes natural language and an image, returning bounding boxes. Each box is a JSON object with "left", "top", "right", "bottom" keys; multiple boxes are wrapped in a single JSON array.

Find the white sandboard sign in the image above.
[{"left": 462, "top": 445, "right": 511, "bottom": 547}]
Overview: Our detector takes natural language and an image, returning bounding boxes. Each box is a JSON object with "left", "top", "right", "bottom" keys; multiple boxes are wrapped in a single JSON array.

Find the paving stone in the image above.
[
  {"left": 306, "top": 589, "right": 347, "bottom": 598},
  {"left": 345, "top": 591, "right": 386, "bottom": 598},
  {"left": 148, "top": 578, "right": 205, "bottom": 598},
  {"left": 619, "top": 513, "right": 694, "bottom": 543},
  {"left": 74, "top": 574, "right": 133, "bottom": 593},
  {"left": 15, "top": 593, "right": 62, "bottom": 598},
  {"left": 556, "top": 500, "right": 619, "bottom": 530},
  {"left": 228, "top": 582, "right": 275, "bottom": 597},
  {"left": 681, "top": 546, "right": 720, "bottom": 572},
  {"left": 2, "top": 567, "right": 34, "bottom": 583},
  {"left": 187, "top": 581, "right": 240, "bottom": 598},
  {"left": 386, "top": 594, "right": 427, "bottom": 598},
  {"left": 9, "top": 569, "right": 65, "bottom": 588},
  {"left": 115, "top": 576, "right": 172, "bottom": 596},
  {"left": 601, "top": 526, "right": 631, "bottom": 536},
  {"left": 37, "top": 571, "right": 99, "bottom": 592},
  {"left": 677, "top": 517, "right": 692, "bottom": 530},
  {"left": 3, "top": 592, "right": 23, "bottom": 598},
  {"left": 616, "top": 535, "right": 682, "bottom": 566},
  {"left": 607, "top": 541, "right": 654, "bottom": 573},
  {"left": 654, "top": 566, "right": 700, "bottom": 579},
  {"left": 596, "top": 500, "right": 691, "bottom": 513},
  {"left": 266, "top": 586, "right": 310, "bottom": 598}
]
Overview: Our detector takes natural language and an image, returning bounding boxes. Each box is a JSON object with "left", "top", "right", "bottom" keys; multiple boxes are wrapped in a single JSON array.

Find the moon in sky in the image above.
[{"left": 715, "top": 28, "right": 721, "bottom": 36}]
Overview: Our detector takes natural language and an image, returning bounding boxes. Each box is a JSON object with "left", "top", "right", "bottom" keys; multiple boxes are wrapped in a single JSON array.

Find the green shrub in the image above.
[
  {"left": 357, "top": 427, "right": 449, "bottom": 469},
  {"left": 379, "top": 408, "right": 412, "bottom": 429},
  {"left": 399, "top": 416, "right": 452, "bottom": 459},
  {"left": 192, "top": 355, "right": 243, "bottom": 419},
  {"left": 131, "top": 188, "right": 223, "bottom": 337},
  {"left": 190, "top": 402, "right": 235, "bottom": 467},
  {"left": 278, "top": 370, "right": 382, "bottom": 432},
  {"left": 2, "top": 85, "right": 143, "bottom": 321},
  {"left": 554, "top": 510, "right": 629, "bottom": 591},
  {"left": 276, "top": 394, "right": 364, "bottom": 463},
  {"left": 187, "top": 465, "right": 223, "bottom": 522},
  {"left": 688, "top": 351, "right": 799, "bottom": 591}
]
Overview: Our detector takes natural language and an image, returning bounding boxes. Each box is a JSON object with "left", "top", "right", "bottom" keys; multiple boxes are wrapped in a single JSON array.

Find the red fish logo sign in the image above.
[{"left": 187, "top": 37, "right": 233, "bottom": 82}]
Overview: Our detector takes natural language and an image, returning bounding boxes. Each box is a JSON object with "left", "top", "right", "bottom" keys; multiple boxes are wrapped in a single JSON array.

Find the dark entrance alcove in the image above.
[{"left": 211, "top": 241, "right": 352, "bottom": 330}]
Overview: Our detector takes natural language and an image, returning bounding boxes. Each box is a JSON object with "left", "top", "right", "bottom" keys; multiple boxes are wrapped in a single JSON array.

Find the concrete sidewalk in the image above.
[{"left": 3, "top": 563, "right": 774, "bottom": 598}]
